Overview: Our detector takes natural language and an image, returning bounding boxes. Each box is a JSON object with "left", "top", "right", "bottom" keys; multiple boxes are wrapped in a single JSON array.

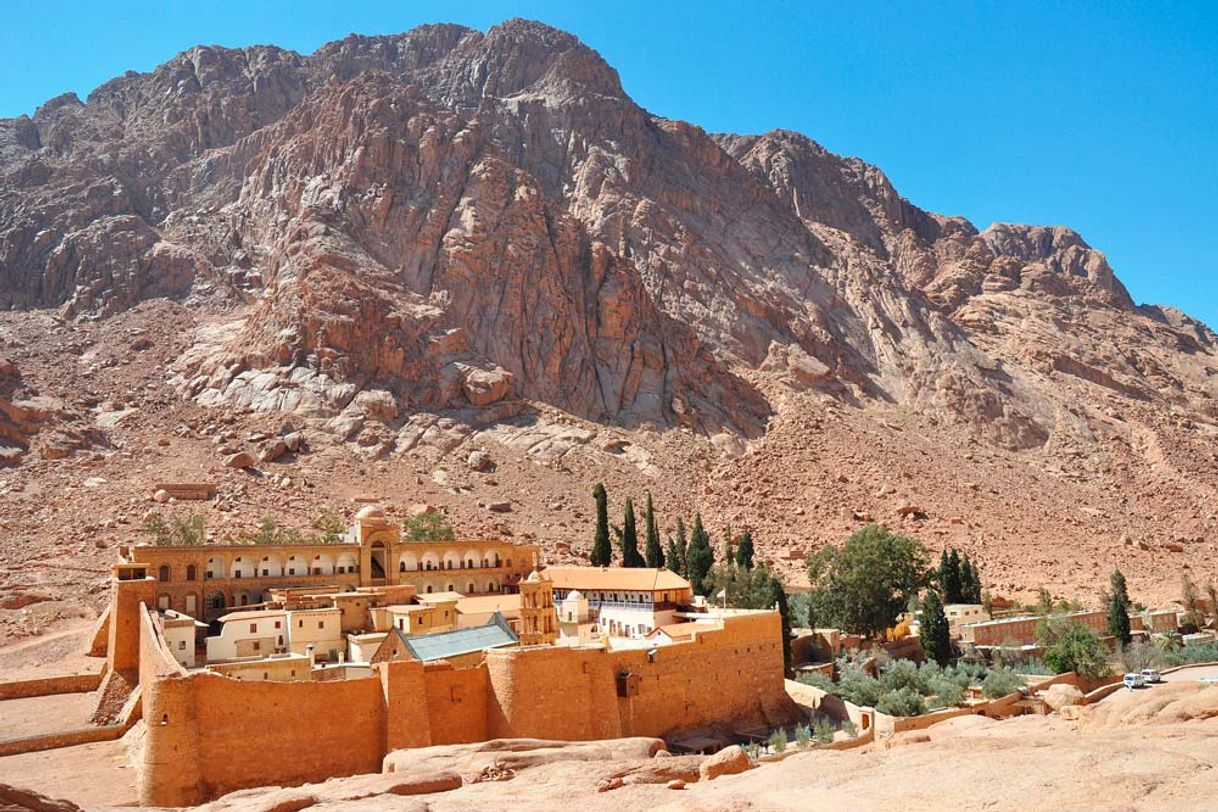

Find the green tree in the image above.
[
  {"left": 806, "top": 525, "right": 930, "bottom": 639},
  {"left": 919, "top": 588, "right": 953, "bottom": 667},
  {"left": 1181, "top": 575, "right": 1203, "bottom": 631},
  {"left": 685, "top": 513, "right": 715, "bottom": 595},
  {"left": 960, "top": 553, "right": 981, "bottom": 603},
  {"left": 665, "top": 538, "right": 682, "bottom": 574},
  {"left": 1108, "top": 569, "right": 1132, "bottom": 647},
  {"left": 674, "top": 516, "right": 689, "bottom": 577},
  {"left": 402, "top": 511, "right": 455, "bottom": 541},
  {"left": 615, "top": 498, "right": 646, "bottom": 567},
  {"left": 944, "top": 549, "right": 963, "bottom": 603},
  {"left": 643, "top": 492, "right": 664, "bottom": 569},
  {"left": 590, "top": 483, "right": 613, "bottom": 566},
  {"left": 1040, "top": 620, "right": 1112, "bottom": 680},
  {"left": 735, "top": 531, "right": 756, "bottom": 569},
  {"left": 1035, "top": 586, "right": 1054, "bottom": 616},
  {"left": 312, "top": 510, "right": 347, "bottom": 543}
]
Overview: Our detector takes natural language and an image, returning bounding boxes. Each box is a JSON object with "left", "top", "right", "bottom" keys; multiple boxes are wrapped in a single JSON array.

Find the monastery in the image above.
[{"left": 83, "top": 506, "right": 796, "bottom": 805}]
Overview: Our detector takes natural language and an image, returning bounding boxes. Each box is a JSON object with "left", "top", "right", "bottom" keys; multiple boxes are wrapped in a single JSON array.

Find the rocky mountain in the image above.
[{"left": 1, "top": 19, "right": 1216, "bottom": 616}]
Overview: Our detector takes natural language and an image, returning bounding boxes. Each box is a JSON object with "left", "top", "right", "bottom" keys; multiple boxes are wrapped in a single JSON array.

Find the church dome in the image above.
[
  {"left": 565, "top": 589, "right": 584, "bottom": 601},
  {"left": 355, "top": 505, "right": 386, "bottom": 524}
]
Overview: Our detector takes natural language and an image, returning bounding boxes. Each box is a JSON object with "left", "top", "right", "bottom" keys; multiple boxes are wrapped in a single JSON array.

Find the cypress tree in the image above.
[
  {"left": 590, "top": 483, "right": 613, "bottom": 566},
  {"left": 763, "top": 571, "right": 794, "bottom": 672},
  {"left": 685, "top": 513, "right": 715, "bottom": 595},
  {"left": 944, "top": 548, "right": 963, "bottom": 603},
  {"left": 735, "top": 531, "right": 755, "bottom": 569},
  {"left": 618, "top": 498, "right": 645, "bottom": 567},
  {"left": 665, "top": 538, "right": 681, "bottom": 573},
  {"left": 919, "top": 588, "right": 952, "bottom": 666},
  {"left": 723, "top": 527, "right": 735, "bottom": 569},
  {"left": 644, "top": 492, "right": 664, "bottom": 569},
  {"left": 1108, "top": 569, "right": 1132, "bottom": 647},
  {"left": 938, "top": 550, "right": 953, "bottom": 601},
  {"left": 960, "top": 554, "right": 979, "bottom": 603}
]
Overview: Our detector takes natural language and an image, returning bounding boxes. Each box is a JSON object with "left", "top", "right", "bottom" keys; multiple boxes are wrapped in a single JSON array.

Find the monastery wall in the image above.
[
  {"left": 421, "top": 661, "right": 490, "bottom": 745},
  {"left": 611, "top": 611, "right": 786, "bottom": 737},
  {"left": 136, "top": 607, "right": 788, "bottom": 805}
]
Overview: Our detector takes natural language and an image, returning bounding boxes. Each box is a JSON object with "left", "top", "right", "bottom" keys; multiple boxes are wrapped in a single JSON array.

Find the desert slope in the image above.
[{"left": 1, "top": 20, "right": 1217, "bottom": 633}]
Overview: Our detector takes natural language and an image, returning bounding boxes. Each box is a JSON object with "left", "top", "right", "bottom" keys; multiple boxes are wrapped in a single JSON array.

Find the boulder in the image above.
[
  {"left": 153, "top": 489, "right": 171, "bottom": 503},
  {"left": 487, "top": 500, "right": 513, "bottom": 513},
  {"left": 283, "top": 432, "right": 306, "bottom": 453},
  {"left": 1043, "top": 683, "right": 1085, "bottom": 712},
  {"left": 225, "top": 451, "right": 256, "bottom": 469},
  {"left": 467, "top": 450, "right": 495, "bottom": 472},
  {"left": 698, "top": 745, "right": 753, "bottom": 781},
  {"left": 260, "top": 438, "right": 289, "bottom": 463}
]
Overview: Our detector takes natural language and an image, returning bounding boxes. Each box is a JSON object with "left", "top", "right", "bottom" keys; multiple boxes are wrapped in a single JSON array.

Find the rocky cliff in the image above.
[{"left": 1, "top": 19, "right": 1216, "bottom": 608}]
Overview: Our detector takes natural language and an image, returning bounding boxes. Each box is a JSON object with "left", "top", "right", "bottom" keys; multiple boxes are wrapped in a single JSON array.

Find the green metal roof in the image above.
[{"left": 400, "top": 612, "right": 519, "bottom": 662}]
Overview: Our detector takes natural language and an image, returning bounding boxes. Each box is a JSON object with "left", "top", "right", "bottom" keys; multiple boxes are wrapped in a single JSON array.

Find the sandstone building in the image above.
[{"left": 126, "top": 505, "right": 539, "bottom": 620}]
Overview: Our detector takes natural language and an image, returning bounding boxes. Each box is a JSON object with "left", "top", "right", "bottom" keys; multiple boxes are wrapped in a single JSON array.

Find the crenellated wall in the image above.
[{"left": 136, "top": 605, "right": 791, "bottom": 806}]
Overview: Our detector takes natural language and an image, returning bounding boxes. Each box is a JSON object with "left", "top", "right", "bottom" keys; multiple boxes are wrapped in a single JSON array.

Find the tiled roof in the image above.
[
  {"left": 400, "top": 612, "right": 519, "bottom": 662},
  {"left": 541, "top": 566, "right": 691, "bottom": 592}
]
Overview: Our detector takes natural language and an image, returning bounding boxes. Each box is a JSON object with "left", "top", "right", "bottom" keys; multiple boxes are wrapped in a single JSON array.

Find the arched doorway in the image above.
[{"left": 370, "top": 542, "right": 387, "bottom": 580}]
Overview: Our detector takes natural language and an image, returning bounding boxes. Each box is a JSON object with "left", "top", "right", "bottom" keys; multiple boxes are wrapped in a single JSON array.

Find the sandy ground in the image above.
[
  {"left": 0, "top": 737, "right": 138, "bottom": 807},
  {"left": 0, "top": 619, "right": 103, "bottom": 681},
  {"left": 0, "top": 691, "right": 97, "bottom": 738}
]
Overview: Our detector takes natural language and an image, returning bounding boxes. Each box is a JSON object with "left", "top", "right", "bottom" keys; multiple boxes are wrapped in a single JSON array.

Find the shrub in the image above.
[
  {"left": 1121, "top": 639, "right": 1161, "bottom": 672},
  {"left": 796, "top": 671, "right": 836, "bottom": 692},
  {"left": 878, "top": 658, "right": 922, "bottom": 694},
  {"left": 1042, "top": 622, "right": 1112, "bottom": 680},
  {"left": 1008, "top": 657, "right": 1052, "bottom": 676},
  {"left": 311, "top": 510, "right": 347, "bottom": 543},
  {"left": 925, "top": 676, "right": 965, "bottom": 708},
  {"left": 403, "top": 511, "right": 456, "bottom": 541},
  {"left": 813, "top": 718, "right": 835, "bottom": 743},
  {"left": 794, "top": 722, "right": 812, "bottom": 747},
  {"left": 768, "top": 727, "right": 788, "bottom": 753},
  {"left": 1159, "top": 641, "right": 1218, "bottom": 667},
  {"left": 837, "top": 667, "right": 883, "bottom": 708},
  {"left": 842, "top": 720, "right": 858, "bottom": 738},
  {"left": 144, "top": 512, "right": 207, "bottom": 546},
  {"left": 876, "top": 687, "right": 926, "bottom": 717},
  {"left": 982, "top": 667, "right": 1025, "bottom": 699}
]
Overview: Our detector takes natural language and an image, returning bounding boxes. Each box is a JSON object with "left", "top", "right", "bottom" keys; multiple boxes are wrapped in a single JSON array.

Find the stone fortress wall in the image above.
[{"left": 132, "top": 591, "right": 789, "bottom": 805}]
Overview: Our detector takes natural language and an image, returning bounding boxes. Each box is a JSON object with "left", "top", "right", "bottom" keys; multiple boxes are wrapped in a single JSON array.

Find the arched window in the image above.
[
  {"left": 206, "top": 590, "right": 226, "bottom": 611},
  {"left": 185, "top": 564, "right": 197, "bottom": 581},
  {"left": 158, "top": 565, "right": 171, "bottom": 582}
]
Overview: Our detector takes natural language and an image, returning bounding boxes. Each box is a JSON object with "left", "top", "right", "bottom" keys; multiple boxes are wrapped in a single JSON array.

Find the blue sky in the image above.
[{"left": 3, "top": 2, "right": 1215, "bottom": 327}]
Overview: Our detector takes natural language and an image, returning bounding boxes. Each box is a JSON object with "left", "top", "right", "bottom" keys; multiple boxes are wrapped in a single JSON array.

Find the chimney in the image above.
[{"left": 306, "top": 644, "right": 315, "bottom": 667}]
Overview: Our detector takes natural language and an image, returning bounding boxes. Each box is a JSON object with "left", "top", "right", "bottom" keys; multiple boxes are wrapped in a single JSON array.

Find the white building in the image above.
[
  {"left": 206, "top": 606, "right": 343, "bottom": 663},
  {"left": 543, "top": 566, "right": 693, "bottom": 640}
]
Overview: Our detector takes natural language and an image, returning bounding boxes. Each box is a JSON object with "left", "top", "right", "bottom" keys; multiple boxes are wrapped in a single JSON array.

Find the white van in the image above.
[
  {"left": 1123, "top": 672, "right": 1146, "bottom": 689},
  {"left": 1140, "top": 668, "right": 1162, "bottom": 684}
]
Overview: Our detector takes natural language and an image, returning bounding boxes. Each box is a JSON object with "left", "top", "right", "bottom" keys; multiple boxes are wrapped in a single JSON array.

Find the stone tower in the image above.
[{"left": 518, "top": 569, "right": 558, "bottom": 645}]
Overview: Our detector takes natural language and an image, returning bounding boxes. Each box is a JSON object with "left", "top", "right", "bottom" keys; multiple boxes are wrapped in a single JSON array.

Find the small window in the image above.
[
  {"left": 186, "top": 565, "right": 197, "bottom": 581},
  {"left": 318, "top": 621, "right": 324, "bottom": 629},
  {"left": 274, "top": 621, "right": 281, "bottom": 629},
  {"left": 249, "top": 623, "right": 257, "bottom": 633},
  {"left": 178, "top": 640, "right": 186, "bottom": 650},
  {"left": 253, "top": 641, "right": 261, "bottom": 651},
  {"left": 158, "top": 565, "right": 171, "bottom": 582}
]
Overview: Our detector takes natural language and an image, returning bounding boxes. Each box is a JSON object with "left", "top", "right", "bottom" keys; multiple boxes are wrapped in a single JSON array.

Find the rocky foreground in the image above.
[
  {"left": 2, "top": 19, "right": 1218, "bottom": 639},
  {"left": 5, "top": 679, "right": 1216, "bottom": 811}
]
